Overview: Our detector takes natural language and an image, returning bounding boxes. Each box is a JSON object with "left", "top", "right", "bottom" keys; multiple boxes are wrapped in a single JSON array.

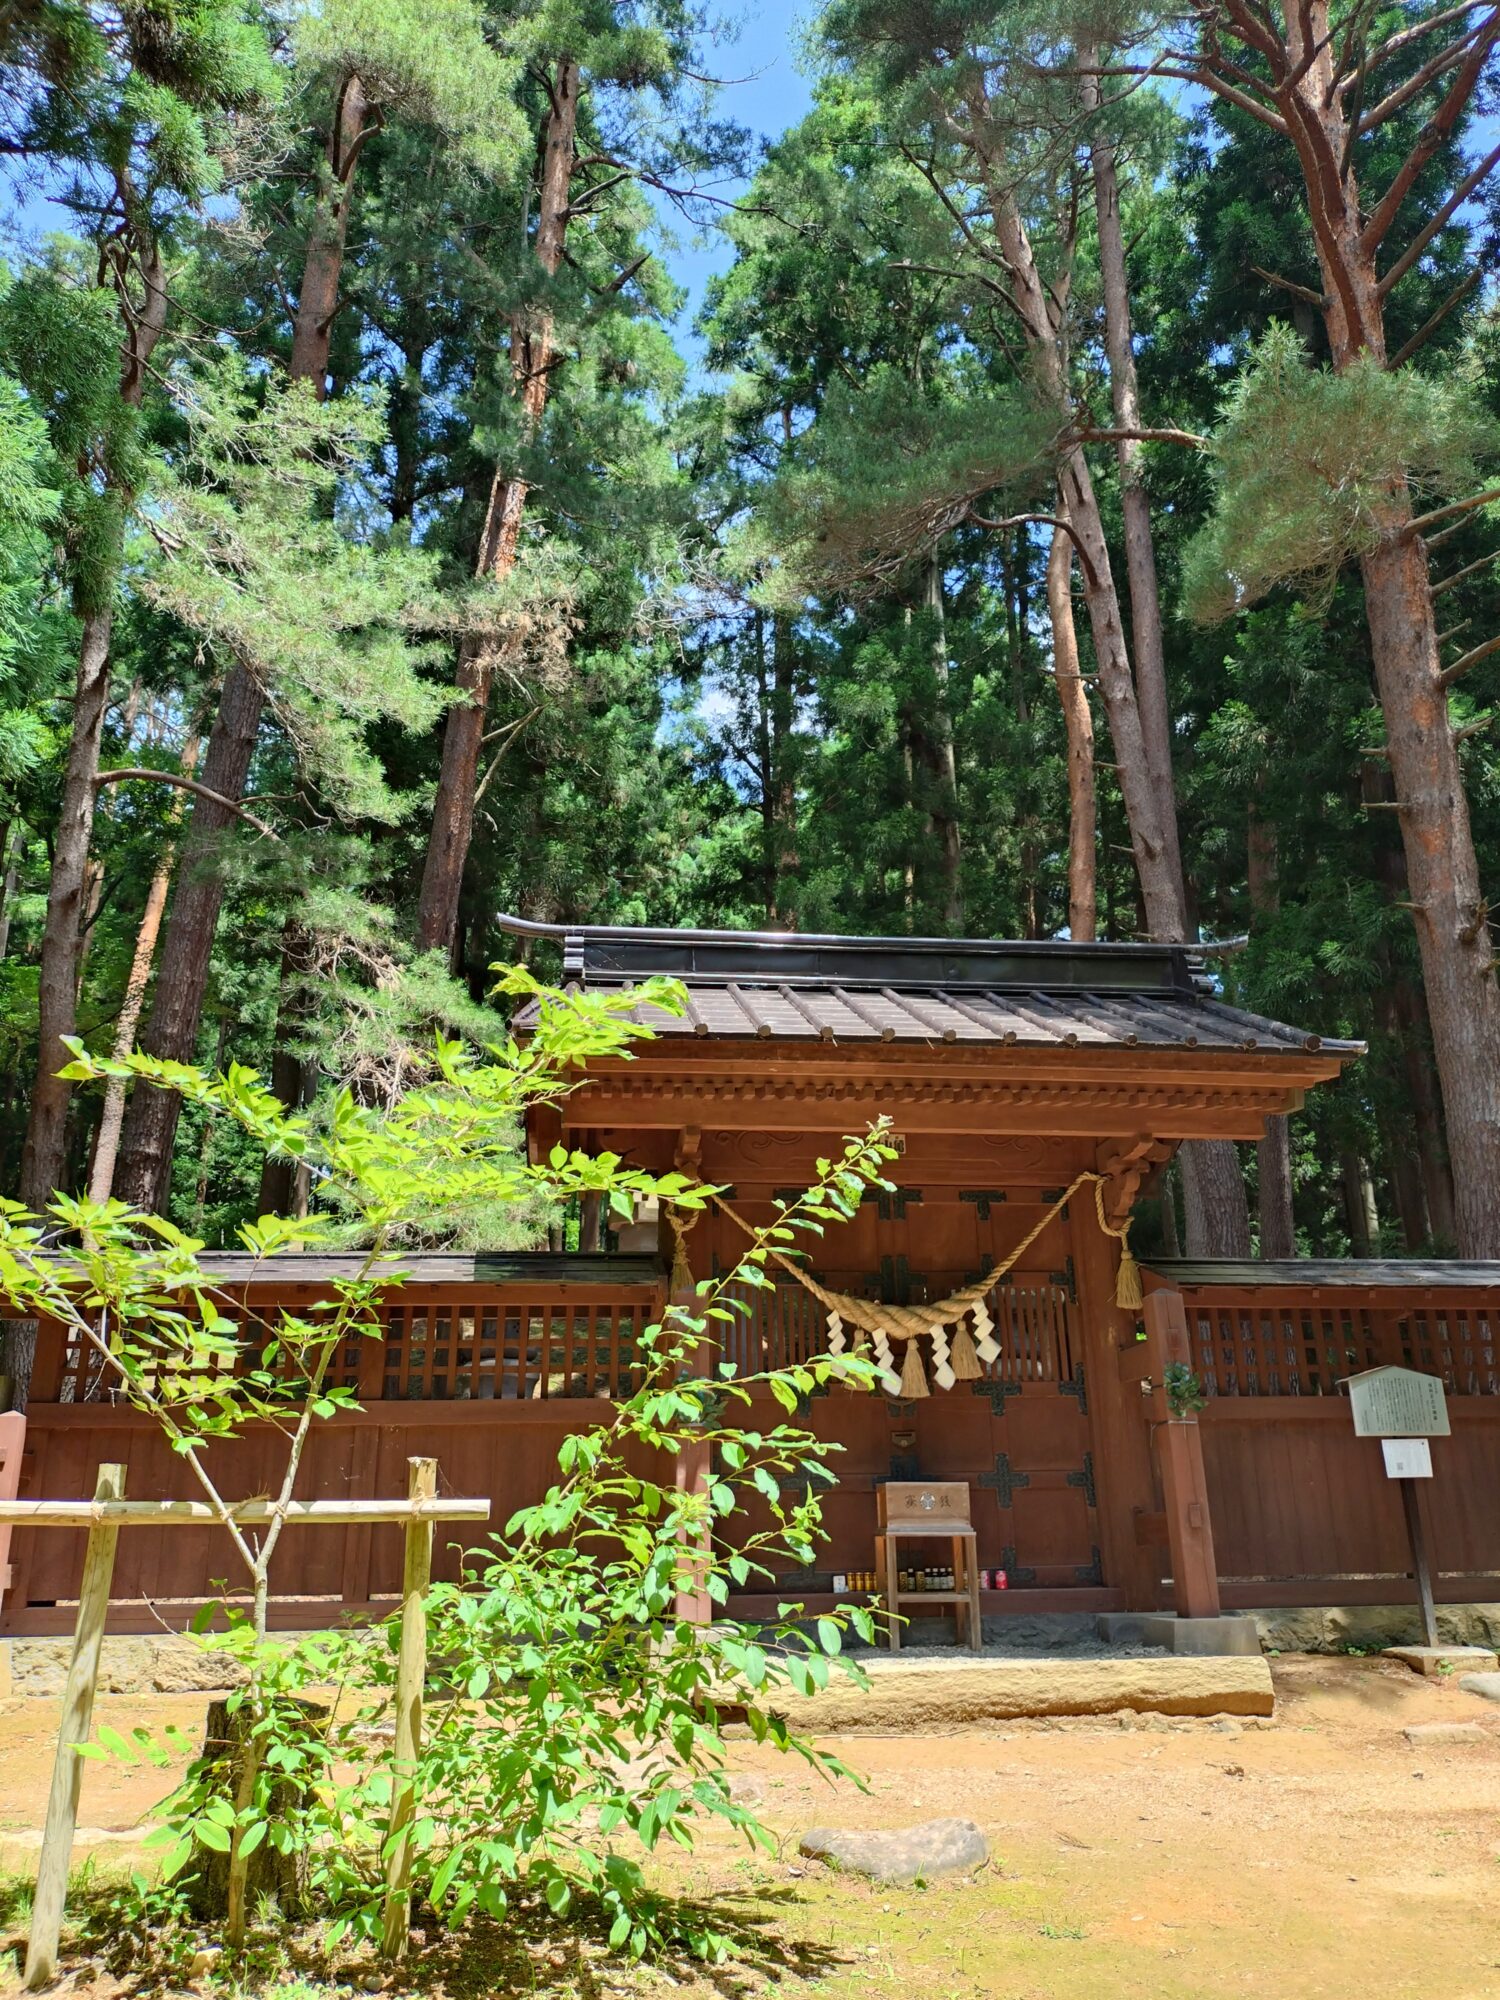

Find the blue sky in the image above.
[{"left": 657, "top": 0, "right": 815, "bottom": 365}]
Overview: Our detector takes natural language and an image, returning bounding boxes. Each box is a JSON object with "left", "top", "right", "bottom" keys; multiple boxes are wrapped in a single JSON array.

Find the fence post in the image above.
[
  {"left": 380, "top": 1456, "right": 435, "bottom": 1961},
  {"left": 0, "top": 1409, "right": 26, "bottom": 1617},
  {"left": 1141, "top": 1291, "right": 1222, "bottom": 1620},
  {"left": 25, "top": 1462, "right": 125, "bottom": 1990}
]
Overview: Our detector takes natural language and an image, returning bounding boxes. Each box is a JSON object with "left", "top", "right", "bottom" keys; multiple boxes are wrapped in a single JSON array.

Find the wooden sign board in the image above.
[
  {"left": 877, "top": 1481, "right": 972, "bottom": 1529},
  {"left": 1345, "top": 1365, "right": 1450, "bottom": 1438}
]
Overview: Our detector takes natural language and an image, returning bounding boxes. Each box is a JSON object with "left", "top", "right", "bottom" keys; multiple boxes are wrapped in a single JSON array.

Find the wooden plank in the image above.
[
  {"left": 381, "top": 1458, "right": 434, "bottom": 1960},
  {"left": 0, "top": 1497, "right": 490, "bottom": 1526},
  {"left": 24, "top": 1464, "right": 125, "bottom": 1990}
]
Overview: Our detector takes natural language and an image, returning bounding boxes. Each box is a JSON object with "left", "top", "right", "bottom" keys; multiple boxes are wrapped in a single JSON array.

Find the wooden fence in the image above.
[{"left": 1146, "top": 1272, "right": 1500, "bottom": 1609}]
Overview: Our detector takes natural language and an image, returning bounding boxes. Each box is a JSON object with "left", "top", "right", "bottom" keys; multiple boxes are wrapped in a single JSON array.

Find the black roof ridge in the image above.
[{"left": 497, "top": 910, "right": 1196, "bottom": 962}]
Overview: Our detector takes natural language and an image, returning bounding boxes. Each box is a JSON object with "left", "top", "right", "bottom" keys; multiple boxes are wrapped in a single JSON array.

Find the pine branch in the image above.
[
  {"left": 1251, "top": 265, "right": 1325, "bottom": 306},
  {"left": 1388, "top": 265, "right": 1483, "bottom": 365},
  {"left": 1439, "top": 632, "right": 1500, "bottom": 684},
  {"left": 93, "top": 768, "right": 282, "bottom": 839},
  {"left": 1378, "top": 147, "right": 1500, "bottom": 298},
  {"left": 1409, "top": 487, "right": 1500, "bottom": 536}
]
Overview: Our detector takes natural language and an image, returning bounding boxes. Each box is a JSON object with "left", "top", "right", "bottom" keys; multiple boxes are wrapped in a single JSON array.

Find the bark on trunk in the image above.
[
  {"left": 1045, "top": 512, "right": 1096, "bottom": 941},
  {"left": 1396, "top": 976, "right": 1458, "bottom": 1245},
  {"left": 0, "top": 819, "right": 24, "bottom": 962},
  {"left": 88, "top": 732, "right": 200, "bottom": 1203},
  {"left": 1341, "top": 1149, "right": 1379, "bottom": 1257},
  {"left": 19, "top": 608, "right": 115, "bottom": 1211},
  {"left": 416, "top": 59, "right": 580, "bottom": 958},
  {"left": 256, "top": 925, "right": 316, "bottom": 1217},
  {"left": 771, "top": 610, "right": 800, "bottom": 926},
  {"left": 1181, "top": 1138, "right": 1253, "bottom": 1257},
  {"left": 1256, "top": 1117, "right": 1297, "bottom": 1258},
  {"left": 288, "top": 75, "right": 370, "bottom": 395},
  {"left": 112, "top": 664, "right": 263, "bottom": 1211}
]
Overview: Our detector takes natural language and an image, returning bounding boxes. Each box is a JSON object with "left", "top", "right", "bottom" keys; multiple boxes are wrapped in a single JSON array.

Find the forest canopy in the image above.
[{"left": 0, "top": 0, "right": 1497, "bottom": 1308}]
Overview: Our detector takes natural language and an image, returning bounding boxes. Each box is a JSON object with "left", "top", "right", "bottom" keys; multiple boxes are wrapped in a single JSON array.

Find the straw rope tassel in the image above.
[
  {"left": 948, "top": 1317, "right": 983, "bottom": 1380},
  {"left": 898, "top": 1335, "right": 930, "bottom": 1399},
  {"left": 1093, "top": 1182, "right": 1144, "bottom": 1313}
]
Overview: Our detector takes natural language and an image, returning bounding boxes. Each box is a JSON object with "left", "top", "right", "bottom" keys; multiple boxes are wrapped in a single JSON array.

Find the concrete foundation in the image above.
[{"left": 1097, "top": 1613, "right": 1263, "bottom": 1656}]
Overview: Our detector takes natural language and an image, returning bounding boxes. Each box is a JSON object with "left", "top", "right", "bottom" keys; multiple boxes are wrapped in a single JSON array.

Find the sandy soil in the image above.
[{"left": 1, "top": 1654, "right": 1498, "bottom": 2000}]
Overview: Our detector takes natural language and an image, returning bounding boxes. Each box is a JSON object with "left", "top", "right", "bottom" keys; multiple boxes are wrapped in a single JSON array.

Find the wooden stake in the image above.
[
  {"left": 25, "top": 1463, "right": 125, "bottom": 1990},
  {"left": 1400, "top": 1475, "right": 1439, "bottom": 1648},
  {"left": 380, "top": 1457, "right": 435, "bottom": 1962}
]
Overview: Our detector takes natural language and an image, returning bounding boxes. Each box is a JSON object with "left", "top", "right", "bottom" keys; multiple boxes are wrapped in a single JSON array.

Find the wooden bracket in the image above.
[{"left": 1096, "top": 1135, "right": 1176, "bottom": 1226}]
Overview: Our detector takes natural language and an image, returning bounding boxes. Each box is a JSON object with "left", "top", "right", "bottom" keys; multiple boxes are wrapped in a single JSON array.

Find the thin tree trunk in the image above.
[
  {"left": 1160, "top": 1160, "right": 1183, "bottom": 1258},
  {"left": 416, "top": 59, "right": 580, "bottom": 958},
  {"left": 1245, "top": 805, "right": 1296, "bottom": 1258},
  {"left": 1080, "top": 44, "right": 1183, "bottom": 900},
  {"left": 88, "top": 733, "right": 201, "bottom": 1204},
  {"left": 112, "top": 666, "right": 263, "bottom": 1211},
  {"left": 256, "top": 928, "right": 316, "bottom": 1217},
  {"left": 1046, "top": 512, "right": 1096, "bottom": 941},
  {"left": 0, "top": 819, "right": 24, "bottom": 962},
  {"left": 923, "top": 554, "right": 962, "bottom": 928},
  {"left": 753, "top": 610, "right": 777, "bottom": 925},
  {"left": 771, "top": 610, "right": 800, "bottom": 927}
]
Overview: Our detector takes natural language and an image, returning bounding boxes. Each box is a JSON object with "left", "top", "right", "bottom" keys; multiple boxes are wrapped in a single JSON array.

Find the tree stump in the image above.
[{"left": 187, "top": 1696, "right": 329, "bottom": 1922}]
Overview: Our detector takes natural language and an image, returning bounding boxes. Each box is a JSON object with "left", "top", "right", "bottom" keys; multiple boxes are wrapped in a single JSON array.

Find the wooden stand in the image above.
[{"left": 876, "top": 1525, "right": 983, "bottom": 1653}]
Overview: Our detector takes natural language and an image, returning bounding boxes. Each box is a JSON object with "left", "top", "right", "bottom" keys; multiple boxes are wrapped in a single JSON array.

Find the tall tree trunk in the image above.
[
  {"left": 1395, "top": 976, "right": 1458, "bottom": 1246},
  {"left": 18, "top": 239, "right": 167, "bottom": 1216},
  {"left": 1256, "top": 1114, "right": 1296, "bottom": 1258},
  {"left": 1274, "top": 3, "right": 1500, "bottom": 1255},
  {"left": 1245, "top": 805, "right": 1297, "bottom": 1257},
  {"left": 112, "top": 667, "right": 263, "bottom": 1209},
  {"left": 1080, "top": 45, "right": 1183, "bottom": 901},
  {"left": 967, "top": 93, "right": 1249, "bottom": 1251},
  {"left": 752, "top": 609, "right": 778, "bottom": 924},
  {"left": 923, "top": 554, "right": 962, "bottom": 929},
  {"left": 288, "top": 74, "right": 371, "bottom": 393},
  {"left": 110, "top": 80, "right": 374, "bottom": 1215},
  {"left": 1045, "top": 512, "right": 1096, "bottom": 941},
  {"left": 0, "top": 819, "right": 24, "bottom": 962},
  {"left": 88, "top": 733, "right": 200, "bottom": 1203},
  {"left": 416, "top": 59, "right": 581, "bottom": 958},
  {"left": 770, "top": 610, "right": 800, "bottom": 926},
  {"left": 1341, "top": 1149, "right": 1379, "bottom": 1257},
  {"left": 256, "top": 927, "right": 316, "bottom": 1216}
]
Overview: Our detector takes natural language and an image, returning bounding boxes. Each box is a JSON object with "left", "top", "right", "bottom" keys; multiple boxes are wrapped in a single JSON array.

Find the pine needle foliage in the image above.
[{"left": 1184, "top": 325, "right": 1494, "bottom": 623}]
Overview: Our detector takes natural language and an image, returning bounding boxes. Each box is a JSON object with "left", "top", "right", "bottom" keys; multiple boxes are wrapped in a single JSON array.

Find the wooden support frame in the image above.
[
  {"left": 1141, "top": 1290, "right": 1222, "bottom": 1620},
  {"left": 0, "top": 1464, "right": 488, "bottom": 1981}
]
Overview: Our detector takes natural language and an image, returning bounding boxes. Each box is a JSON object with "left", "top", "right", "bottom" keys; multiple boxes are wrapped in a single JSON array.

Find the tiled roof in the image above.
[
  {"left": 497, "top": 916, "right": 1361, "bottom": 1058},
  {"left": 599, "top": 980, "right": 1353, "bottom": 1053}
]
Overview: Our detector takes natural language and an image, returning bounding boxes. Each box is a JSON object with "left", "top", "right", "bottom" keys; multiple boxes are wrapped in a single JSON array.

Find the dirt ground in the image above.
[{"left": 2, "top": 1654, "right": 1498, "bottom": 2000}]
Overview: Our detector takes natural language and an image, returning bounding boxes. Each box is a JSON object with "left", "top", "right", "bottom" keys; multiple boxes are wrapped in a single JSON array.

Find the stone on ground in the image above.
[
  {"left": 1402, "top": 1722, "right": 1486, "bottom": 1745},
  {"left": 799, "top": 1817, "right": 989, "bottom": 1885},
  {"left": 1383, "top": 1645, "right": 1499, "bottom": 1679},
  {"left": 1458, "top": 1672, "right": 1500, "bottom": 1702}
]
